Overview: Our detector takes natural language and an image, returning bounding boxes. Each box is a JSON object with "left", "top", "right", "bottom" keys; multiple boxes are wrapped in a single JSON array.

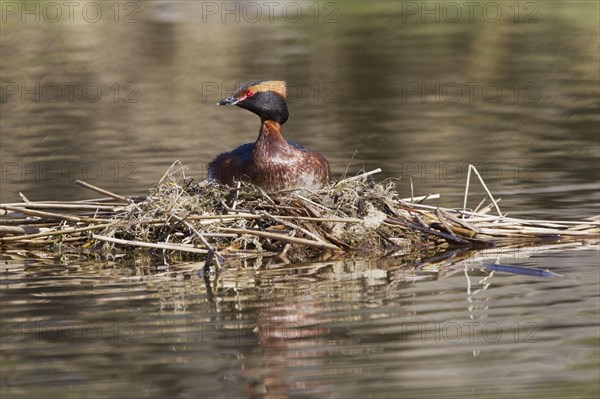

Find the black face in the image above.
[
  {"left": 218, "top": 83, "right": 289, "bottom": 125},
  {"left": 236, "top": 91, "right": 289, "bottom": 124}
]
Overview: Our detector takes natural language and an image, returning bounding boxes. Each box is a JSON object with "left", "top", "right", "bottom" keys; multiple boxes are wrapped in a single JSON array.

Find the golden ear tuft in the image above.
[{"left": 250, "top": 81, "right": 287, "bottom": 98}]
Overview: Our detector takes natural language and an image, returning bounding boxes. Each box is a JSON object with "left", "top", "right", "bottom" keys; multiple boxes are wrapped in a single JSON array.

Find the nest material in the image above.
[{"left": 1, "top": 162, "right": 598, "bottom": 267}]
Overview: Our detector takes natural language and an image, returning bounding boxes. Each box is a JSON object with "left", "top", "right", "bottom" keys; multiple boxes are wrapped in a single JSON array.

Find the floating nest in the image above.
[{"left": 1, "top": 162, "right": 598, "bottom": 268}]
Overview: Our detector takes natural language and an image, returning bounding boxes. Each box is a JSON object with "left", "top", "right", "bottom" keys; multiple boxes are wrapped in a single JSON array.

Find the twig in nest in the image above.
[
  {"left": 0, "top": 223, "right": 111, "bottom": 242},
  {"left": 220, "top": 227, "right": 340, "bottom": 251},
  {"left": 171, "top": 215, "right": 222, "bottom": 270},
  {"left": 1, "top": 205, "right": 83, "bottom": 222},
  {"left": 259, "top": 211, "right": 336, "bottom": 248},
  {"left": 341, "top": 149, "right": 358, "bottom": 180},
  {"left": 435, "top": 208, "right": 457, "bottom": 237},
  {"left": 76, "top": 180, "right": 128, "bottom": 202},
  {"left": 92, "top": 234, "right": 209, "bottom": 254},
  {"left": 335, "top": 168, "right": 382, "bottom": 186},
  {"left": 463, "top": 164, "right": 502, "bottom": 217}
]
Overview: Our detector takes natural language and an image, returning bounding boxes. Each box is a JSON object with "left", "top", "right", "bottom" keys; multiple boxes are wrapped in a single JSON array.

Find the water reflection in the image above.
[{"left": 1, "top": 243, "right": 598, "bottom": 398}]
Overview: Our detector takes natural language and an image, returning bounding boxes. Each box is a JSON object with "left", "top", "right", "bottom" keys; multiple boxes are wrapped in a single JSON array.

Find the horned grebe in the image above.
[{"left": 208, "top": 80, "right": 330, "bottom": 191}]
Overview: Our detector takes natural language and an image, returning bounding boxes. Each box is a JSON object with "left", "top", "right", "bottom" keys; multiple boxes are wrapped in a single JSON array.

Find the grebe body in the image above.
[{"left": 208, "top": 80, "right": 330, "bottom": 191}]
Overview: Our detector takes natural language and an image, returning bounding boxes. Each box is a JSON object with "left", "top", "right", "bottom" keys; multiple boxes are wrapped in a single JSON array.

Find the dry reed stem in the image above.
[
  {"left": 1, "top": 202, "right": 122, "bottom": 211},
  {"left": 220, "top": 228, "right": 341, "bottom": 251},
  {"left": 0, "top": 223, "right": 111, "bottom": 242},
  {"left": 1, "top": 205, "right": 84, "bottom": 222},
  {"left": 401, "top": 193, "right": 441, "bottom": 202},
  {"left": 335, "top": 168, "right": 382, "bottom": 185},
  {"left": 75, "top": 180, "right": 128, "bottom": 201},
  {"left": 92, "top": 234, "right": 209, "bottom": 254},
  {"left": 259, "top": 211, "right": 334, "bottom": 246},
  {"left": 463, "top": 164, "right": 503, "bottom": 217}
]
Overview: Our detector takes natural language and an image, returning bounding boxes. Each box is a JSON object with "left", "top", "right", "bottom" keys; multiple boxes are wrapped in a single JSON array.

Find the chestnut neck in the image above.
[{"left": 258, "top": 120, "right": 285, "bottom": 142}]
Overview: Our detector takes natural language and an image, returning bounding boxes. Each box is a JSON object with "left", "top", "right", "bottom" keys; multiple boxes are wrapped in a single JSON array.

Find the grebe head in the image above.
[{"left": 218, "top": 80, "right": 289, "bottom": 124}]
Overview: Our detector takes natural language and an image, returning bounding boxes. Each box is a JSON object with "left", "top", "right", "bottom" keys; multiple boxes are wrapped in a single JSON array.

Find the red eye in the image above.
[{"left": 245, "top": 90, "right": 254, "bottom": 97}]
